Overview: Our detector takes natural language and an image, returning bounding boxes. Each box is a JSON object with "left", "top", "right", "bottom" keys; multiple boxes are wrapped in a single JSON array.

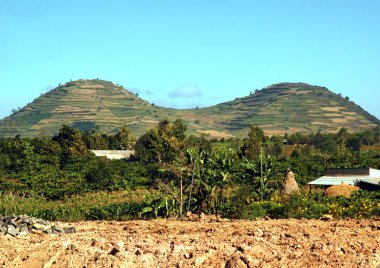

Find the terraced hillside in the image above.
[
  {"left": 0, "top": 80, "right": 378, "bottom": 137},
  {"left": 194, "top": 83, "right": 380, "bottom": 136},
  {"left": 0, "top": 79, "right": 173, "bottom": 137}
]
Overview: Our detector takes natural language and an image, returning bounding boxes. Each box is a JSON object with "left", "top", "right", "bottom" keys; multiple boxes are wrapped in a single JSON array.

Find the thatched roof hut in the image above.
[
  {"left": 281, "top": 169, "right": 299, "bottom": 195},
  {"left": 324, "top": 184, "right": 359, "bottom": 198}
]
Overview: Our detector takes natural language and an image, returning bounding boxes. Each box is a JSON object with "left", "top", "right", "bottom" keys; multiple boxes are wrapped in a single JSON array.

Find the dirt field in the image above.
[{"left": 0, "top": 218, "right": 379, "bottom": 268}]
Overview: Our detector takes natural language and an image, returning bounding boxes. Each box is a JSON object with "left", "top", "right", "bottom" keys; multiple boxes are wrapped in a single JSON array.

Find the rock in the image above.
[
  {"left": 7, "top": 225, "right": 19, "bottom": 236},
  {"left": 0, "top": 226, "right": 7, "bottom": 234},
  {"left": 320, "top": 214, "right": 333, "bottom": 221},
  {"left": 64, "top": 226, "right": 76, "bottom": 234},
  {"left": 44, "top": 228, "right": 53, "bottom": 234},
  {"left": 186, "top": 212, "right": 200, "bottom": 221},
  {"left": 303, "top": 231, "right": 311, "bottom": 238},
  {"left": 19, "top": 223, "right": 29, "bottom": 233},
  {"left": 112, "top": 241, "right": 125, "bottom": 253},
  {"left": 135, "top": 248, "right": 142, "bottom": 256},
  {"left": 255, "top": 228, "right": 264, "bottom": 237},
  {"left": 225, "top": 254, "right": 247, "bottom": 268},
  {"left": 32, "top": 223, "right": 43, "bottom": 230},
  {"left": 171, "top": 241, "right": 185, "bottom": 252},
  {"left": 9, "top": 218, "right": 17, "bottom": 227},
  {"left": 0, "top": 214, "right": 77, "bottom": 237},
  {"left": 91, "top": 238, "right": 106, "bottom": 248},
  {"left": 109, "top": 247, "right": 120, "bottom": 256},
  {"left": 53, "top": 225, "right": 64, "bottom": 233},
  {"left": 244, "top": 245, "right": 266, "bottom": 259}
]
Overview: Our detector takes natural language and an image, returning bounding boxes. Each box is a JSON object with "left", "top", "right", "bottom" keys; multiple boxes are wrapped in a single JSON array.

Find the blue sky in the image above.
[{"left": 1, "top": 0, "right": 379, "bottom": 119}]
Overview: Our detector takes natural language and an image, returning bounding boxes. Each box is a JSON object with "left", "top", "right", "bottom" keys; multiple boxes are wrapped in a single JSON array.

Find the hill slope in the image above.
[
  {"left": 0, "top": 80, "right": 378, "bottom": 137},
  {"left": 193, "top": 82, "right": 379, "bottom": 136}
]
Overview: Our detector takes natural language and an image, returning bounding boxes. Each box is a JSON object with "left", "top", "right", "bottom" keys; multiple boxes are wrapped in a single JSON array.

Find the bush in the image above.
[
  {"left": 280, "top": 193, "right": 330, "bottom": 219},
  {"left": 240, "top": 202, "right": 267, "bottom": 219}
]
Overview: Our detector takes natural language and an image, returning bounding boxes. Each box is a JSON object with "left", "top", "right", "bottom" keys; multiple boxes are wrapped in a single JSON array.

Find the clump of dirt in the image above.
[
  {"left": 0, "top": 219, "right": 379, "bottom": 267},
  {"left": 324, "top": 184, "right": 360, "bottom": 198}
]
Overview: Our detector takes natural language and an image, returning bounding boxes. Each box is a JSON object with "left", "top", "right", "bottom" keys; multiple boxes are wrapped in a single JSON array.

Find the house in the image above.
[
  {"left": 357, "top": 178, "right": 380, "bottom": 191},
  {"left": 91, "top": 150, "right": 134, "bottom": 160},
  {"left": 308, "top": 168, "right": 380, "bottom": 191}
]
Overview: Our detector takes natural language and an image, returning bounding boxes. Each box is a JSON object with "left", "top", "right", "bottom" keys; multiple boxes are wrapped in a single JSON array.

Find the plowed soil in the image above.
[{"left": 0, "top": 218, "right": 379, "bottom": 267}]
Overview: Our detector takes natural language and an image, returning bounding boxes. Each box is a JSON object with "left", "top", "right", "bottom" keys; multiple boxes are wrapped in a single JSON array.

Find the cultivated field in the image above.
[{"left": 1, "top": 218, "right": 379, "bottom": 267}]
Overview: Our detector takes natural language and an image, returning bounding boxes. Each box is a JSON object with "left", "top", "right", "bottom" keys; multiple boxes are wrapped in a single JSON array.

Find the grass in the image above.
[{"left": 0, "top": 188, "right": 151, "bottom": 222}]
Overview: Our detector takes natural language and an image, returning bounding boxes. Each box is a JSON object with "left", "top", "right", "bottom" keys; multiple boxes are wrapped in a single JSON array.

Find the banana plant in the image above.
[{"left": 187, "top": 147, "right": 237, "bottom": 215}]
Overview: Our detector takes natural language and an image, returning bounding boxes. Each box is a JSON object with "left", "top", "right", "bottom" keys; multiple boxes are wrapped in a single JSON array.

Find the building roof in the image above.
[
  {"left": 91, "top": 150, "right": 134, "bottom": 160},
  {"left": 308, "top": 168, "right": 380, "bottom": 186},
  {"left": 359, "top": 178, "right": 380, "bottom": 186}
]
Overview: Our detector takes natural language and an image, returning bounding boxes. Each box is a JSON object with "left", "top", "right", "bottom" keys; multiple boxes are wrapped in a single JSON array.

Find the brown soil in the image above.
[
  {"left": 0, "top": 219, "right": 379, "bottom": 267},
  {"left": 324, "top": 184, "right": 360, "bottom": 198}
]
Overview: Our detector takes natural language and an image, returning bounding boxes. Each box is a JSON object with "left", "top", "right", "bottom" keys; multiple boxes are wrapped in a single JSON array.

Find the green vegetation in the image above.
[
  {"left": 235, "top": 191, "right": 380, "bottom": 220},
  {"left": 0, "top": 80, "right": 378, "bottom": 138},
  {"left": 0, "top": 119, "right": 379, "bottom": 221}
]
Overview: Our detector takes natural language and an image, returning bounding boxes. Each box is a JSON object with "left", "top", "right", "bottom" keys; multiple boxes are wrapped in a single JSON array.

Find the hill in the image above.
[{"left": 0, "top": 80, "right": 378, "bottom": 138}]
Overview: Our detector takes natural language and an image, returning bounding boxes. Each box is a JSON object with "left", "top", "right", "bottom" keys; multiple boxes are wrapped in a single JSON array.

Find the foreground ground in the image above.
[{"left": 0, "top": 218, "right": 379, "bottom": 267}]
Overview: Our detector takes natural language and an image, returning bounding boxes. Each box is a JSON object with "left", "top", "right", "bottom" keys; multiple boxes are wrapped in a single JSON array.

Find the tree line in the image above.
[{"left": 0, "top": 120, "right": 379, "bottom": 218}]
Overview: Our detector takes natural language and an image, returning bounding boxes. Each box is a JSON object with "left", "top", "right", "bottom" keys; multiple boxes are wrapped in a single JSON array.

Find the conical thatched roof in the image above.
[
  {"left": 324, "top": 184, "right": 359, "bottom": 198},
  {"left": 281, "top": 170, "right": 299, "bottom": 195}
]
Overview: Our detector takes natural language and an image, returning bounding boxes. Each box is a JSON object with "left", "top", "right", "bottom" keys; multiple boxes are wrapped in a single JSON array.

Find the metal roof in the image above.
[
  {"left": 308, "top": 176, "right": 361, "bottom": 186},
  {"left": 359, "top": 178, "right": 380, "bottom": 186},
  {"left": 308, "top": 168, "right": 380, "bottom": 186},
  {"left": 91, "top": 150, "right": 134, "bottom": 160}
]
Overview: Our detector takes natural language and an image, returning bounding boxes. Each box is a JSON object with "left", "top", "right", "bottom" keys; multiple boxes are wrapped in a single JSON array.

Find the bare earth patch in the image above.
[
  {"left": 320, "top": 107, "right": 341, "bottom": 112},
  {"left": 78, "top": 85, "right": 105, "bottom": 89},
  {"left": 197, "top": 130, "right": 234, "bottom": 138},
  {"left": 0, "top": 219, "right": 379, "bottom": 267}
]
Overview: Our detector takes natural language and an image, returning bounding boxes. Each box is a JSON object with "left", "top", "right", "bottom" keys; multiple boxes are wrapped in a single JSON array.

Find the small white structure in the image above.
[
  {"left": 308, "top": 168, "right": 380, "bottom": 187},
  {"left": 91, "top": 150, "right": 134, "bottom": 160}
]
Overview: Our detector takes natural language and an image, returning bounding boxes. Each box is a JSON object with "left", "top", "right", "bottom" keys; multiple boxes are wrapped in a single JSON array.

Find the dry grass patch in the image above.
[
  {"left": 342, "top": 111, "right": 357, "bottom": 115},
  {"left": 197, "top": 129, "right": 233, "bottom": 138},
  {"left": 331, "top": 118, "right": 349, "bottom": 123},
  {"left": 295, "top": 90, "right": 312, "bottom": 95},
  {"left": 320, "top": 107, "right": 341, "bottom": 112},
  {"left": 321, "top": 113, "right": 343, "bottom": 117},
  {"left": 78, "top": 85, "right": 105, "bottom": 89}
]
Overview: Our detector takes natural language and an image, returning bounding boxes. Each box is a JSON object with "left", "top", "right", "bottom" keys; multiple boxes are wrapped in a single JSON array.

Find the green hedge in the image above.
[{"left": 222, "top": 191, "right": 380, "bottom": 219}]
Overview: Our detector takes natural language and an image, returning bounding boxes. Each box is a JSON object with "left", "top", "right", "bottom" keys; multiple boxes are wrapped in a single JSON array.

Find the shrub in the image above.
[
  {"left": 280, "top": 193, "right": 329, "bottom": 219},
  {"left": 240, "top": 202, "right": 267, "bottom": 219}
]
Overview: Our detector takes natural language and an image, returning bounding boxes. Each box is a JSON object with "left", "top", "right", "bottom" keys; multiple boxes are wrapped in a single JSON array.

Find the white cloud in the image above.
[
  {"left": 169, "top": 84, "right": 202, "bottom": 98},
  {"left": 44, "top": 85, "right": 54, "bottom": 92},
  {"left": 130, "top": 88, "right": 154, "bottom": 96}
]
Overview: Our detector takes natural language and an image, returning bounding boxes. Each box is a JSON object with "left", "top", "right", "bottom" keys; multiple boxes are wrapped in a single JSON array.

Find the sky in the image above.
[{"left": 1, "top": 0, "right": 379, "bottom": 119}]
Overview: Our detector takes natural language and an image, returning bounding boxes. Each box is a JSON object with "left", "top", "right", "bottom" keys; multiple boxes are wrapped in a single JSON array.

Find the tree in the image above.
[
  {"left": 85, "top": 159, "right": 117, "bottom": 190},
  {"left": 135, "top": 128, "right": 164, "bottom": 162},
  {"left": 337, "top": 127, "right": 348, "bottom": 145},
  {"left": 269, "top": 143, "right": 283, "bottom": 157},
  {"left": 113, "top": 124, "right": 136, "bottom": 150},
  {"left": 53, "top": 125, "right": 88, "bottom": 167},
  {"left": 134, "top": 119, "right": 189, "bottom": 217},
  {"left": 241, "top": 124, "right": 265, "bottom": 159},
  {"left": 347, "top": 137, "right": 361, "bottom": 152},
  {"left": 135, "top": 119, "right": 187, "bottom": 163},
  {"left": 8, "top": 139, "right": 36, "bottom": 172}
]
